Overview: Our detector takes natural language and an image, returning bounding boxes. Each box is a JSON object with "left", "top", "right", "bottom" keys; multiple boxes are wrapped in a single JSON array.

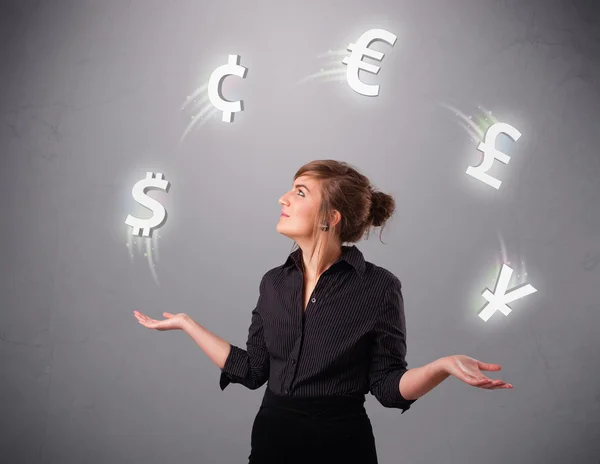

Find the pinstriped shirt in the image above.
[{"left": 219, "top": 244, "right": 417, "bottom": 414}]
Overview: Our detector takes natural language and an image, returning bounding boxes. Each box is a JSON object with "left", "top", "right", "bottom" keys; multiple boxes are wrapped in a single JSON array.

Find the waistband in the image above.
[{"left": 261, "top": 387, "right": 366, "bottom": 419}]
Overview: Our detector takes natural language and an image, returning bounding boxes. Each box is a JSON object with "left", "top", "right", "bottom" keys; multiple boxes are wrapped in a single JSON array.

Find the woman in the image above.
[{"left": 134, "top": 160, "right": 513, "bottom": 463}]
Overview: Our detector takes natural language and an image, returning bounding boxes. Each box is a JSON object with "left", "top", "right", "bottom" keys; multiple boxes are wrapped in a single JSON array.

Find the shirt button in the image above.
[
  {"left": 311, "top": 297, "right": 316, "bottom": 303},
  {"left": 284, "top": 389, "right": 290, "bottom": 394},
  {"left": 291, "top": 359, "right": 296, "bottom": 364}
]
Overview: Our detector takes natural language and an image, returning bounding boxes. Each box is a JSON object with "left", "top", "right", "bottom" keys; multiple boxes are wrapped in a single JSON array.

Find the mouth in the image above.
[{"left": 280, "top": 213, "right": 289, "bottom": 217}]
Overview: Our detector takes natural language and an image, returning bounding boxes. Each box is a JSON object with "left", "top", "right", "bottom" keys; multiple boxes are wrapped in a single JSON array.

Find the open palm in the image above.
[
  {"left": 133, "top": 310, "right": 188, "bottom": 331},
  {"left": 445, "top": 355, "right": 513, "bottom": 390}
]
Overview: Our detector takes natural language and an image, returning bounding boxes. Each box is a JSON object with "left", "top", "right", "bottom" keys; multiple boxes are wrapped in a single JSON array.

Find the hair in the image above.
[{"left": 290, "top": 159, "right": 396, "bottom": 269}]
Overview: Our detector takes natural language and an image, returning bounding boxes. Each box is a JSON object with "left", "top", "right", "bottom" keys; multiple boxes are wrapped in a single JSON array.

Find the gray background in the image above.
[{"left": 1, "top": 0, "right": 599, "bottom": 463}]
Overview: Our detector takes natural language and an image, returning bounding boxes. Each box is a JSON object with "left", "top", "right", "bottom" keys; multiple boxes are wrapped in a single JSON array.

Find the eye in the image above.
[{"left": 297, "top": 189, "right": 305, "bottom": 197}]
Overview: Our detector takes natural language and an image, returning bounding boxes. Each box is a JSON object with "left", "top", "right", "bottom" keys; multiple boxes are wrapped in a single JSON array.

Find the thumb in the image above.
[
  {"left": 478, "top": 362, "right": 502, "bottom": 371},
  {"left": 163, "top": 312, "right": 175, "bottom": 318}
]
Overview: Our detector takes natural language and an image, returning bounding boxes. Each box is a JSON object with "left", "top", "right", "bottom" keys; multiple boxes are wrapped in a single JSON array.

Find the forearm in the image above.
[
  {"left": 182, "top": 316, "right": 231, "bottom": 370},
  {"left": 399, "top": 357, "right": 451, "bottom": 400}
]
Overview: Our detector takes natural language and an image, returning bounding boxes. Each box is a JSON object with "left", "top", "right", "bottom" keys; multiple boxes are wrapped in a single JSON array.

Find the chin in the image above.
[{"left": 276, "top": 225, "right": 296, "bottom": 240}]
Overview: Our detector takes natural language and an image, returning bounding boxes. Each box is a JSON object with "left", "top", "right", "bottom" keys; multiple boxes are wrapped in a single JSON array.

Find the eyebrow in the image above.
[{"left": 294, "top": 183, "right": 311, "bottom": 193}]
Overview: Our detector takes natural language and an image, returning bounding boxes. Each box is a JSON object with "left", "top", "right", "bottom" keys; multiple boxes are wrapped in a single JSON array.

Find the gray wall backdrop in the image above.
[{"left": 1, "top": 0, "right": 599, "bottom": 463}]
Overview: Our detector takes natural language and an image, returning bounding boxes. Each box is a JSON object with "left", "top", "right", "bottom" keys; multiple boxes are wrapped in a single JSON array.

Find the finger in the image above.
[
  {"left": 478, "top": 362, "right": 502, "bottom": 371},
  {"left": 136, "top": 316, "right": 157, "bottom": 327},
  {"left": 477, "top": 379, "right": 503, "bottom": 388},
  {"left": 480, "top": 384, "right": 500, "bottom": 390},
  {"left": 475, "top": 376, "right": 493, "bottom": 384},
  {"left": 479, "top": 379, "right": 496, "bottom": 387},
  {"left": 495, "top": 383, "right": 513, "bottom": 389},
  {"left": 139, "top": 320, "right": 158, "bottom": 329},
  {"left": 487, "top": 383, "right": 511, "bottom": 390},
  {"left": 468, "top": 376, "right": 491, "bottom": 386},
  {"left": 138, "top": 312, "right": 157, "bottom": 323},
  {"left": 477, "top": 378, "right": 503, "bottom": 388},
  {"left": 484, "top": 380, "right": 503, "bottom": 388},
  {"left": 484, "top": 380, "right": 511, "bottom": 389},
  {"left": 483, "top": 379, "right": 504, "bottom": 386}
]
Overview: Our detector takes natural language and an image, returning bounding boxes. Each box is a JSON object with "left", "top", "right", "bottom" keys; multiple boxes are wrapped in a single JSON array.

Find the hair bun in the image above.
[{"left": 369, "top": 189, "right": 395, "bottom": 227}]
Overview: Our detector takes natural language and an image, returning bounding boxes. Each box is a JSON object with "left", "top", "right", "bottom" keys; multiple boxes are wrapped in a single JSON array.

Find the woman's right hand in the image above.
[{"left": 133, "top": 310, "right": 189, "bottom": 331}]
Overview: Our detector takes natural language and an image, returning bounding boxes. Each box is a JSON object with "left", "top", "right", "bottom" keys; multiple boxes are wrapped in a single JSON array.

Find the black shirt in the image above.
[{"left": 219, "top": 244, "right": 417, "bottom": 414}]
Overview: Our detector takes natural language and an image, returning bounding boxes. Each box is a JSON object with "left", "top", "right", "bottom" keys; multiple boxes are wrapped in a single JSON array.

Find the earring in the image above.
[{"left": 320, "top": 223, "right": 330, "bottom": 231}]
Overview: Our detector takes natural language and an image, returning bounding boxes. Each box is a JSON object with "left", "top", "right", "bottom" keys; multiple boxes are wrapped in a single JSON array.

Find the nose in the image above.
[{"left": 279, "top": 194, "right": 289, "bottom": 206}]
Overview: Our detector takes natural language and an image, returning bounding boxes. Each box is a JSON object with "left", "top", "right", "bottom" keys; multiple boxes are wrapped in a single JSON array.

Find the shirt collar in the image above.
[{"left": 283, "top": 244, "right": 366, "bottom": 278}]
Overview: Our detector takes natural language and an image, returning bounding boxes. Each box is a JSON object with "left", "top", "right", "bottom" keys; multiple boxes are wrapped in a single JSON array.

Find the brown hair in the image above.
[{"left": 291, "top": 160, "right": 395, "bottom": 269}]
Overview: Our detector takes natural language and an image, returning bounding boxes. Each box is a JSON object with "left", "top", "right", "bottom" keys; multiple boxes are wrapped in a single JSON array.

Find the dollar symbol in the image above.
[
  {"left": 125, "top": 172, "right": 171, "bottom": 237},
  {"left": 466, "top": 122, "right": 522, "bottom": 189},
  {"left": 341, "top": 29, "right": 397, "bottom": 97},
  {"left": 208, "top": 54, "right": 248, "bottom": 122}
]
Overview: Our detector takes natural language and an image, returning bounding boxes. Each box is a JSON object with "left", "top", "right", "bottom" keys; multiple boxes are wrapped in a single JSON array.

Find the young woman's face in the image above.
[{"left": 276, "top": 175, "right": 321, "bottom": 241}]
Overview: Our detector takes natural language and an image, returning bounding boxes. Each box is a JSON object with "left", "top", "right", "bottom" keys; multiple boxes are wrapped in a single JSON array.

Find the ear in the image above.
[{"left": 329, "top": 210, "right": 342, "bottom": 228}]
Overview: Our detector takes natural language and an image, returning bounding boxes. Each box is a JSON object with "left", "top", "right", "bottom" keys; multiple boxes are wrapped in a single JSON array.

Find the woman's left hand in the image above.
[{"left": 442, "top": 355, "right": 513, "bottom": 390}]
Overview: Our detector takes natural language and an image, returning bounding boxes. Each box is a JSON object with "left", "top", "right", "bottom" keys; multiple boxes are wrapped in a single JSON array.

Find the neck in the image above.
[{"left": 297, "top": 239, "right": 343, "bottom": 279}]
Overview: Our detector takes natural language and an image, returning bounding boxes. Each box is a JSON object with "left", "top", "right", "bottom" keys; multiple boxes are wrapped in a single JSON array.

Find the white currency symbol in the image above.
[
  {"left": 341, "top": 29, "right": 397, "bottom": 97},
  {"left": 208, "top": 54, "right": 248, "bottom": 122},
  {"left": 125, "top": 172, "right": 170, "bottom": 238},
  {"left": 466, "top": 122, "right": 522, "bottom": 189},
  {"left": 478, "top": 264, "right": 537, "bottom": 322}
]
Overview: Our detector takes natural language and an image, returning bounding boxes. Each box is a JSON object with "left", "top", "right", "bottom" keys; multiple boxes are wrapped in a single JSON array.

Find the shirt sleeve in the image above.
[
  {"left": 368, "top": 277, "right": 418, "bottom": 413},
  {"left": 219, "top": 275, "right": 270, "bottom": 391}
]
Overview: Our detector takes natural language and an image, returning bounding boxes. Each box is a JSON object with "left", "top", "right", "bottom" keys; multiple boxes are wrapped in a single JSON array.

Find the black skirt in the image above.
[{"left": 248, "top": 387, "right": 378, "bottom": 464}]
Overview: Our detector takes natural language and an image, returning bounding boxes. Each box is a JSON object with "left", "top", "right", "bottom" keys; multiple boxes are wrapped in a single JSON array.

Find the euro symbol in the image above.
[
  {"left": 466, "top": 122, "right": 522, "bottom": 189},
  {"left": 208, "top": 54, "right": 248, "bottom": 122},
  {"left": 341, "top": 29, "right": 397, "bottom": 97}
]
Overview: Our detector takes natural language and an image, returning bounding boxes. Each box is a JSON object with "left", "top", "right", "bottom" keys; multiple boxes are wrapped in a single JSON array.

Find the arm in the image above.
[
  {"left": 369, "top": 280, "right": 505, "bottom": 403},
  {"left": 399, "top": 357, "right": 451, "bottom": 401},
  {"left": 368, "top": 277, "right": 422, "bottom": 413},
  {"left": 181, "top": 317, "right": 232, "bottom": 370},
  {"left": 182, "top": 275, "right": 270, "bottom": 391}
]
